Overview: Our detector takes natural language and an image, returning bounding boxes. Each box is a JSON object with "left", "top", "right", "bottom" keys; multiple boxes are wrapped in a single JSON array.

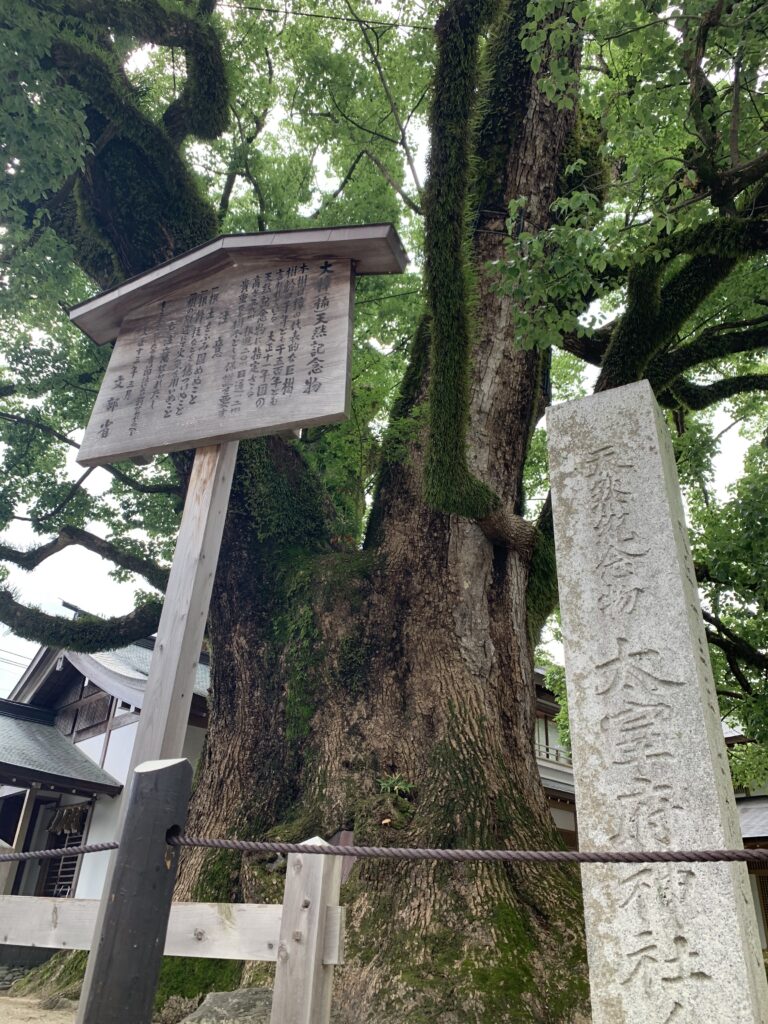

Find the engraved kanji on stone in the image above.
[
  {"left": 611, "top": 775, "right": 683, "bottom": 846},
  {"left": 583, "top": 444, "right": 634, "bottom": 534},
  {"left": 601, "top": 699, "right": 676, "bottom": 767},
  {"left": 621, "top": 931, "right": 710, "bottom": 1023},
  {"left": 619, "top": 865, "right": 697, "bottom": 914},
  {"left": 594, "top": 638, "right": 686, "bottom": 698},
  {"left": 595, "top": 541, "right": 648, "bottom": 615}
]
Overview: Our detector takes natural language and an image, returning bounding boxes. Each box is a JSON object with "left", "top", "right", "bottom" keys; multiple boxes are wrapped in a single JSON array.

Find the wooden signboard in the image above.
[{"left": 78, "top": 258, "right": 354, "bottom": 465}]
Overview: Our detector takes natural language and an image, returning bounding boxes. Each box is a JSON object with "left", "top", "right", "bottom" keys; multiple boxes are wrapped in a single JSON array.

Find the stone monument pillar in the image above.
[{"left": 547, "top": 380, "right": 768, "bottom": 1023}]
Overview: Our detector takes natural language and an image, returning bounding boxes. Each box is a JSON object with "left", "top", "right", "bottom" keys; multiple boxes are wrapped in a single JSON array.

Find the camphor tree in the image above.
[{"left": 1, "top": 0, "right": 768, "bottom": 1020}]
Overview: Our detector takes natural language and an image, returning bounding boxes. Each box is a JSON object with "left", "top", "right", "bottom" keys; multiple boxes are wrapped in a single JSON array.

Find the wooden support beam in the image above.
[
  {"left": 0, "top": 787, "right": 35, "bottom": 895},
  {"left": 0, "top": 896, "right": 345, "bottom": 964}
]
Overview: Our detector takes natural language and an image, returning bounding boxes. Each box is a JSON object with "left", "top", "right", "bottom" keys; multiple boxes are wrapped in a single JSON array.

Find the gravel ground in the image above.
[{"left": 0, "top": 995, "right": 77, "bottom": 1023}]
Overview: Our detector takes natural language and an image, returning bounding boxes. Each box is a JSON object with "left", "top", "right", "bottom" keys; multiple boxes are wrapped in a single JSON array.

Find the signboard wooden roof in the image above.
[
  {"left": 69, "top": 224, "right": 408, "bottom": 345},
  {"left": 71, "top": 224, "right": 407, "bottom": 466}
]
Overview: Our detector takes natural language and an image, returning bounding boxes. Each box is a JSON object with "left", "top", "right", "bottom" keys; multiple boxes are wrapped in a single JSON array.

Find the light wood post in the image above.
[
  {"left": 129, "top": 440, "right": 239, "bottom": 771},
  {"left": 270, "top": 838, "right": 342, "bottom": 1024},
  {"left": 76, "top": 759, "right": 192, "bottom": 1024}
]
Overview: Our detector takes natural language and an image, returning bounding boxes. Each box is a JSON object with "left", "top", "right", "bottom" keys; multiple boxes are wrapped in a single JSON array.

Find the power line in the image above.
[
  {"left": 0, "top": 647, "right": 31, "bottom": 658},
  {"left": 356, "top": 289, "right": 422, "bottom": 305},
  {"left": 221, "top": 1, "right": 432, "bottom": 31}
]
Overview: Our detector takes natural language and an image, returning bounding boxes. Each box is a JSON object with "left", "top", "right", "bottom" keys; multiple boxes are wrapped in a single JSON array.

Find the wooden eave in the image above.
[{"left": 69, "top": 223, "right": 409, "bottom": 345}]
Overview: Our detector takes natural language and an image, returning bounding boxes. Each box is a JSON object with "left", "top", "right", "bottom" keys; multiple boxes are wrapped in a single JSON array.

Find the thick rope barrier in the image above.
[
  {"left": 4, "top": 835, "right": 768, "bottom": 866},
  {"left": 0, "top": 841, "right": 118, "bottom": 863},
  {"left": 167, "top": 835, "right": 768, "bottom": 865}
]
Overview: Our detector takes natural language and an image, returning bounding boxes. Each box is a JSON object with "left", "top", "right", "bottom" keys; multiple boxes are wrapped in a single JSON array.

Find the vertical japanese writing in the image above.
[
  {"left": 211, "top": 262, "right": 314, "bottom": 417},
  {"left": 82, "top": 257, "right": 350, "bottom": 461},
  {"left": 304, "top": 260, "right": 331, "bottom": 395},
  {"left": 582, "top": 444, "right": 711, "bottom": 1022},
  {"left": 584, "top": 445, "right": 648, "bottom": 615}
]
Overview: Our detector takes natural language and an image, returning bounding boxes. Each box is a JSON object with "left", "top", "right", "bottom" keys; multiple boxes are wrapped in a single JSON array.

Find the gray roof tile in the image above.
[{"left": 0, "top": 715, "right": 121, "bottom": 795}]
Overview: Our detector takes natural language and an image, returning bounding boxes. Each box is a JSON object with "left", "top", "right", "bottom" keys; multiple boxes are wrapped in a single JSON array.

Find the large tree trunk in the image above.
[{"left": 176, "top": 16, "right": 590, "bottom": 1019}]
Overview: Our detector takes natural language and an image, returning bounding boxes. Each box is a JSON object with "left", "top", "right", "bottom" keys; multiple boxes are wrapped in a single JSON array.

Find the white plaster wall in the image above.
[
  {"left": 182, "top": 725, "right": 206, "bottom": 767},
  {"left": 74, "top": 792, "right": 122, "bottom": 899},
  {"left": 550, "top": 806, "right": 576, "bottom": 832},
  {"left": 74, "top": 723, "right": 206, "bottom": 900},
  {"left": 75, "top": 733, "right": 106, "bottom": 766},
  {"left": 102, "top": 722, "right": 139, "bottom": 784}
]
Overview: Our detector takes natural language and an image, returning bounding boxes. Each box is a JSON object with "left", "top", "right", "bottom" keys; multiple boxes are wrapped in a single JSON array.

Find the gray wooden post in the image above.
[
  {"left": 270, "top": 837, "right": 343, "bottom": 1024},
  {"left": 76, "top": 759, "right": 193, "bottom": 1024}
]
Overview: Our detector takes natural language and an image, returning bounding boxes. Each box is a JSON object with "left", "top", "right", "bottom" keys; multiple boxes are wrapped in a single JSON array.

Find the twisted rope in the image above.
[
  {"left": 168, "top": 835, "right": 768, "bottom": 865},
  {"left": 0, "top": 841, "right": 118, "bottom": 863},
  {"left": 5, "top": 835, "right": 768, "bottom": 866}
]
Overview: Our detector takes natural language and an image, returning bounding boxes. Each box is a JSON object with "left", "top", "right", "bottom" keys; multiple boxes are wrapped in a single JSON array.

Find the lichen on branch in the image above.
[{"left": 0, "top": 589, "right": 162, "bottom": 651}]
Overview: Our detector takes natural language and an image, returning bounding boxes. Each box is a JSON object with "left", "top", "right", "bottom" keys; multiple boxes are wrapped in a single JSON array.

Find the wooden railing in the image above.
[{"left": 0, "top": 759, "right": 344, "bottom": 1024}]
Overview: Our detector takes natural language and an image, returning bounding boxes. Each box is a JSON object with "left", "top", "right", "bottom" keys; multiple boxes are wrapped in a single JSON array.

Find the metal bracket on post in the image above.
[{"left": 76, "top": 759, "right": 193, "bottom": 1024}]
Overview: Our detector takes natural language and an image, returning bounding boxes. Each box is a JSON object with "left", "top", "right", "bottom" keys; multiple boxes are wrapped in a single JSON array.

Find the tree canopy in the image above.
[{"left": 1, "top": 0, "right": 768, "bottom": 1018}]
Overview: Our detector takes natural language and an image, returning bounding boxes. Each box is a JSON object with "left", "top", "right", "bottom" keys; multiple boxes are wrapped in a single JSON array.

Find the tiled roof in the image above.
[
  {"left": 64, "top": 643, "right": 210, "bottom": 707},
  {"left": 0, "top": 706, "right": 121, "bottom": 796},
  {"left": 85, "top": 644, "right": 210, "bottom": 697}
]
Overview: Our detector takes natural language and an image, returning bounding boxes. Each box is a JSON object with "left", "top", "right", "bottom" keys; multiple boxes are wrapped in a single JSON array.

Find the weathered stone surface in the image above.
[
  {"left": 177, "top": 987, "right": 346, "bottom": 1023},
  {"left": 180, "top": 988, "right": 272, "bottom": 1023},
  {"left": 547, "top": 380, "right": 768, "bottom": 1024}
]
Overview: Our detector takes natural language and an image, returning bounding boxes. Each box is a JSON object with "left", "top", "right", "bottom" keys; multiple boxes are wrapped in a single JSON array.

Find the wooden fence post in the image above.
[
  {"left": 270, "top": 837, "right": 343, "bottom": 1024},
  {"left": 75, "top": 759, "right": 192, "bottom": 1024}
]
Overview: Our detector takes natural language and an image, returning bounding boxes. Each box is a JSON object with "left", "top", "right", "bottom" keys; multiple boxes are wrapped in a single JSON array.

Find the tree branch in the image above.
[
  {"left": 649, "top": 314, "right": 768, "bottom": 387},
  {"left": 729, "top": 49, "right": 742, "bottom": 167},
  {"left": 703, "top": 610, "right": 768, "bottom": 676},
  {"left": 363, "top": 150, "right": 423, "bottom": 215},
  {"left": 0, "top": 526, "right": 169, "bottom": 591},
  {"left": 14, "top": 468, "right": 95, "bottom": 526},
  {"left": 476, "top": 505, "right": 537, "bottom": 556},
  {"left": 35, "top": 0, "right": 229, "bottom": 146},
  {"left": 310, "top": 151, "right": 366, "bottom": 218},
  {"left": 103, "top": 463, "right": 182, "bottom": 497},
  {"left": 0, "top": 589, "right": 162, "bottom": 653},
  {"left": 0, "top": 411, "right": 181, "bottom": 497},
  {"left": 218, "top": 170, "right": 237, "bottom": 222},
  {"left": 658, "top": 373, "right": 768, "bottom": 410},
  {"left": 343, "top": 0, "right": 423, "bottom": 195},
  {"left": 561, "top": 324, "right": 612, "bottom": 365},
  {"left": 0, "top": 411, "right": 79, "bottom": 450},
  {"left": 327, "top": 92, "right": 399, "bottom": 146}
]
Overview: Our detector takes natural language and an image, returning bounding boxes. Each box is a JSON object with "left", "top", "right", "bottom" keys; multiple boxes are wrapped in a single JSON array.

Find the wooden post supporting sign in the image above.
[
  {"left": 127, "top": 441, "right": 238, "bottom": 771},
  {"left": 66, "top": 225, "right": 407, "bottom": 1020}
]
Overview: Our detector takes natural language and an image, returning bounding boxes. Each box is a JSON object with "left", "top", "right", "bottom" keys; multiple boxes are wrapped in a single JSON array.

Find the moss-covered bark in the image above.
[{"left": 175, "top": 2, "right": 591, "bottom": 1019}]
